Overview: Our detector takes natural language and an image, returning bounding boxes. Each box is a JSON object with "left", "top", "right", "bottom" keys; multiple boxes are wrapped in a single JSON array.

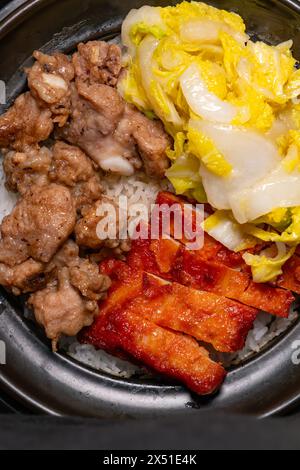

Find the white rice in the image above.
[
  {"left": 0, "top": 154, "right": 298, "bottom": 379},
  {"left": 237, "top": 309, "right": 298, "bottom": 360},
  {"left": 101, "top": 171, "right": 171, "bottom": 228},
  {"left": 220, "top": 307, "right": 298, "bottom": 367},
  {"left": 60, "top": 336, "right": 143, "bottom": 378}
]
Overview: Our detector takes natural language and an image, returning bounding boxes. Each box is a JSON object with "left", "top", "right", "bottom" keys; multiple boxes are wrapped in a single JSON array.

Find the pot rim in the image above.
[{"left": 1, "top": 0, "right": 300, "bottom": 418}]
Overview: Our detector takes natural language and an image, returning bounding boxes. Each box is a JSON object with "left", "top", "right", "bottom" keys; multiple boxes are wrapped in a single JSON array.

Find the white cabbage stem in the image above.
[
  {"left": 180, "top": 63, "right": 239, "bottom": 123},
  {"left": 138, "top": 35, "right": 182, "bottom": 126}
]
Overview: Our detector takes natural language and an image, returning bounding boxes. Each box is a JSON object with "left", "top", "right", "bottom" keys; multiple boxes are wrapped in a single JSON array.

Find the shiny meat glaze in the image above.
[
  {"left": 80, "top": 260, "right": 226, "bottom": 395},
  {"left": 157, "top": 192, "right": 300, "bottom": 299},
  {"left": 85, "top": 259, "right": 258, "bottom": 353}
]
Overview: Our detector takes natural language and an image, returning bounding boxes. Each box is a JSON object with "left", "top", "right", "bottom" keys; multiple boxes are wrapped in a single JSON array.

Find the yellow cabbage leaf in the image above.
[
  {"left": 188, "top": 125, "right": 232, "bottom": 176},
  {"left": 242, "top": 243, "right": 295, "bottom": 283},
  {"left": 244, "top": 207, "right": 300, "bottom": 244}
]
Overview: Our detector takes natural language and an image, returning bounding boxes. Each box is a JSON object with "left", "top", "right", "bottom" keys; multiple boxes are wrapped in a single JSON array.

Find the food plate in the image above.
[{"left": 1, "top": 0, "right": 300, "bottom": 417}]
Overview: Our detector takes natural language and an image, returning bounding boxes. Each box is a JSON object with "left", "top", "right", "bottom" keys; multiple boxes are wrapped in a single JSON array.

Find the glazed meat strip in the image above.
[
  {"left": 134, "top": 273, "right": 257, "bottom": 353},
  {"left": 80, "top": 258, "right": 226, "bottom": 395},
  {"left": 89, "top": 258, "right": 257, "bottom": 353},
  {"left": 81, "top": 301, "right": 226, "bottom": 395},
  {"left": 176, "top": 250, "right": 294, "bottom": 318},
  {"left": 26, "top": 50, "right": 75, "bottom": 127},
  {"left": 157, "top": 192, "right": 300, "bottom": 295},
  {"left": 128, "top": 237, "right": 294, "bottom": 317},
  {"left": 72, "top": 40, "right": 122, "bottom": 87},
  {"left": 0, "top": 183, "right": 76, "bottom": 267},
  {"left": 0, "top": 93, "right": 53, "bottom": 150},
  {"left": 277, "top": 255, "right": 300, "bottom": 295}
]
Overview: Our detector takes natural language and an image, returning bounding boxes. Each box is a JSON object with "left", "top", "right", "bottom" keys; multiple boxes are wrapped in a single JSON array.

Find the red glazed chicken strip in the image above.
[
  {"left": 128, "top": 236, "right": 294, "bottom": 318},
  {"left": 80, "top": 297, "right": 226, "bottom": 395},
  {"left": 157, "top": 192, "right": 300, "bottom": 296},
  {"left": 125, "top": 273, "right": 257, "bottom": 353},
  {"left": 278, "top": 255, "right": 300, "bottom": 294},
  {"left": 156, "top": 191, "right": 246, "bottom": 268},
  {"left": 89, "top": 258, "right": 257, "bottom": 353}
]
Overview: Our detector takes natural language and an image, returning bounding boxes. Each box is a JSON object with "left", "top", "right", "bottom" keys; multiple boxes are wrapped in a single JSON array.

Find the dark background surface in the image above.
[
  {"left": 1, "top": 1, "right": 10, "bottom": 9},
  {"left": 0, "top": 0, "right": 300, "bottom": 449},
  {"left": 2, "top": 411, "right": 300, "bottom": 450}
]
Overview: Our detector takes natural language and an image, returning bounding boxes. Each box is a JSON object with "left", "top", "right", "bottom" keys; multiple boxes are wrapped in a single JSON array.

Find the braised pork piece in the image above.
[
  {"left": 28, "top": 240, "right": 111, "bottom": 350},
  {"left": 0, "top": 93, "right": 53, "bottom": 150},
  {"left": 0, "top": 40, "right": 171, "bottom": 350}
]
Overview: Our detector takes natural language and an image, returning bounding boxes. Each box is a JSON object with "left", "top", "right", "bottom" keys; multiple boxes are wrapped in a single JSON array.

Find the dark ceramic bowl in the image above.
[{"left": 1, "top": 0, "right": 300, "bottom": 418}]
